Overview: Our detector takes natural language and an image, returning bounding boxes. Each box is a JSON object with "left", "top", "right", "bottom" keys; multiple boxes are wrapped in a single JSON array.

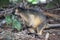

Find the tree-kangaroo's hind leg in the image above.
[{"left": 37, "top": 23, "right": 47, "bottom": 35}]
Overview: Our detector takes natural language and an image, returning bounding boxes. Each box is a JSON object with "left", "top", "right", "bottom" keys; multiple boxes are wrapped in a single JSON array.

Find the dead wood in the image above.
[{"left": 43, "top": 11, "right": 60, "bottom": 20}]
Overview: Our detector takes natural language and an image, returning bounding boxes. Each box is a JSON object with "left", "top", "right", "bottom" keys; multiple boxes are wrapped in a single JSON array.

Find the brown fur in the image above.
[{"left": 15, "top": 8, "right": 47, "bottom": 35}]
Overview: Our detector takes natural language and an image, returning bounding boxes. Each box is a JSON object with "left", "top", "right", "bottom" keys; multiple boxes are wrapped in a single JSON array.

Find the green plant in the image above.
[
  {"left": 0, "top": 0, "right": 9, "bottom": 7},
  {"left": 5, "top": 15, "right": 12, "bottom": 27},
  {"left": 44, "top": 0, "right": 60, "bottom": 9},
  {"left": 27, "top": 0, "right": 38, "bottom": 4},
  {"left": 45, "top": 3, "right": 55, "bottom": 9},
  {"left": 9, "top": 0, "right": 21, "bottom": 3},
  {"left": 12, "top": 15, "right": 22, "bottom": 31},
  {"left": 5, "top": 15, "right": 22, "bottom": 31}
]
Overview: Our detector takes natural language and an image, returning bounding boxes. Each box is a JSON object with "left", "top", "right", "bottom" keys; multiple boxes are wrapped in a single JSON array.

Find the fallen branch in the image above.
[
  {"left": 43, "top": 11, "right": 60, "bottom": 20},
  {"left": 47, "top": 24, "right": 60, "bottom": 28},
  {"left": 0, "top": 8, "right": 14, "bottom": 16}
]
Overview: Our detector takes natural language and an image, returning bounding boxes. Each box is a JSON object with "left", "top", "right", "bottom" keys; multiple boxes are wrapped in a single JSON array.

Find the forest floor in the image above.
[{"left": 0, "top": 4, "right": 60, "bottom": 40}]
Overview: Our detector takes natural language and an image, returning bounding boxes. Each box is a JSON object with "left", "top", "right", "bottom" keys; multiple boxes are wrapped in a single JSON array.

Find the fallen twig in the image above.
[
  {"left": 43, "top": 11, "right": 60, "bottom": 20},
  {"left": 0, "top": 8, "right": 14, "bottom": 16},
  {"left": 47, "top": 24, "right": 60, "bottom": 28},
  {"left": 45, "top": 32, "right": 50, "bottom": 40}
]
